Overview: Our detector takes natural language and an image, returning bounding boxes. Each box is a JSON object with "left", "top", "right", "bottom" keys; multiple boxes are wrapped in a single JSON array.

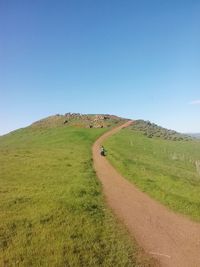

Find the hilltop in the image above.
[
  {"left": 30, "top": 115, "right": 195, "bottom": 143},
  {"left": 31, "top": 113, "right": 126, "bottom": 129}
]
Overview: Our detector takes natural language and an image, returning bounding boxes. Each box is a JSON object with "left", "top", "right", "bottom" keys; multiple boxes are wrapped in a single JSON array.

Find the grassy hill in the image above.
[
  {"left": 0, "top": 116, "right": 153, "bottom": 266},
  {"left": 104, "top": 121, "right": 200, "bottom": 222},
  {"left": 132, "top": 120, "right": 191, "bottom": 141}
]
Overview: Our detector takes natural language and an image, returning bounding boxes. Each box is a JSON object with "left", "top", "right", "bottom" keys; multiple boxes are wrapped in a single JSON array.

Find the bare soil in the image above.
[{"left": 92, "top": 121, "right": 200, "bottom": 267}]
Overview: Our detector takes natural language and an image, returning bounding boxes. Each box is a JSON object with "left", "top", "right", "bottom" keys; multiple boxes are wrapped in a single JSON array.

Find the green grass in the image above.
[
  {"left": 104, "top": 128, "right": 200, "bottom": 221},
  {"left": 0, "top": 126, "right": 152, "bottom": 267}
]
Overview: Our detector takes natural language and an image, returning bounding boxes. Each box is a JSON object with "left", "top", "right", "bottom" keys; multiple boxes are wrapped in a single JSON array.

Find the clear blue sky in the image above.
[{"left": 1, "top": 0, "right": 200, "bottom": 135}]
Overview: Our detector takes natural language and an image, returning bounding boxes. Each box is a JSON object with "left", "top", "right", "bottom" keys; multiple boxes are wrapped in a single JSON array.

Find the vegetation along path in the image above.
[{"left": 92, "top": 120, "right": 200, "bottom": 267}]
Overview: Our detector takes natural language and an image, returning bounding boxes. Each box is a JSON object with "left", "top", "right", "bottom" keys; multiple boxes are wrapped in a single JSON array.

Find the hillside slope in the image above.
[
  {"left": 104, "top": 123, "right": 200, "bottom": 221},
  {"left": 131, "top": 120, "right": 191, "bottom": 141},
  {"left": 94, "top": 121, "right": 200, "bottom": 267},
  {"left": 0, "top": 116, "right": 152, "bottom": 267}
]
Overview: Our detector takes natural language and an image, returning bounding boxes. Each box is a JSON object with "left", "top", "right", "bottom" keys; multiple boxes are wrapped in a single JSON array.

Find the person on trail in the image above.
[{"left": 100, "top": 146, "right": 106, "bottom": 156}]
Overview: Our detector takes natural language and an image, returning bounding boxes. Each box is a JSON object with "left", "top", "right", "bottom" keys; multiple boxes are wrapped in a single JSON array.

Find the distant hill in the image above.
[
  {"left": 31, "top": 113, "right": 126, "bottom": 129},
  {"left": 130, "top": 120, "right": 192, "bottom": 141},
  {"left": 188, "top": 133, "right": 200, "bottom": 139}
]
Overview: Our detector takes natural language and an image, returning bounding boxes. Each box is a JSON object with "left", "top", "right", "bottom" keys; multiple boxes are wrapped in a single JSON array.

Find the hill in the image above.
[
  {"left": 104, "top": 123, "right": 200, "bottom": 221},
  {"left": 0, "top": 115, "right": 152, "bottom": 267},
  {"left": 188, "top": 133, "right": 200, "bottom": 139},
  {"left": 131, "top": 120, "right": 192, "bottom": 141}
]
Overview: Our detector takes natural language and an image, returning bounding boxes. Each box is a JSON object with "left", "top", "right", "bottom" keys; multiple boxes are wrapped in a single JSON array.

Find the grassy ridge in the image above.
[
  {"left": 104, "top": 128, "right": 200, "bottom": 221},
  {"left": 0, "top": 126, "right": 151, "bottom": 266},
  {"left": 131, "top": 120, "right": 191, "bottom": 141}
]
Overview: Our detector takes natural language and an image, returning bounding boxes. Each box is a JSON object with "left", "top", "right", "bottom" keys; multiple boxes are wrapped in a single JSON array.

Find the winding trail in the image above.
[{"left": 92, "top": 121, "right": 200, "bottom": 267}]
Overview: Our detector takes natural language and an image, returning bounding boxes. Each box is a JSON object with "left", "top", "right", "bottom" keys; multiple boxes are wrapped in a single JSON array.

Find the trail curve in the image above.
[{"left": 92, "top": 120, "right": 200, "bottom": 267}]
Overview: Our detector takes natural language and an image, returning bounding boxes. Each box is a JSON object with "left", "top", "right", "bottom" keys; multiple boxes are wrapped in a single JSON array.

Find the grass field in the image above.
[
  {"left": 104, "top": 128, "right": 200, "bottom": 221},
  {"left": 0, "top": 125, "right": 152, "bottom": 266}
]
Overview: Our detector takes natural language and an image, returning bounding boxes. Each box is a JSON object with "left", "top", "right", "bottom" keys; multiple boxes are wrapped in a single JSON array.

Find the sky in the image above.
[{"left": 1, "top": 0, "right": 200, "bottom": 135}]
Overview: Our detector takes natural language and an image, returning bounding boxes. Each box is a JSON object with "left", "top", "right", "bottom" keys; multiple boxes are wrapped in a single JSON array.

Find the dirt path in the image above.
[{"left": 92, "top": 121, "right": 200, "bottom": 267}]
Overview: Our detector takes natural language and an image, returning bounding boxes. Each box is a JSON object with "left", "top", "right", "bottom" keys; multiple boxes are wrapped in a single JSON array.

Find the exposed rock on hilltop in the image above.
[{"left": 31, "top": 113, "right": 125, "bottom": 129}]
